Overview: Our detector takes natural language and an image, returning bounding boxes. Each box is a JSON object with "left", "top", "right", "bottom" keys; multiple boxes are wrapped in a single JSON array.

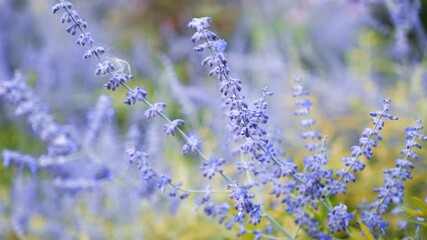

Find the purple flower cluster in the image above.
[
  {"left": 360, "top": 119, "right": 427, "bottom": 236},
  {"left": 228, "top": 184, "right": 261, "bottom": 225},
  {"left": 327, "top": 203, "right": 354, "bottom": 233},
  {"left": 2, "top": 150, "right": 37, "bottom": 175},
  {"left": 281, "top": 80, "right": 340, "bottom": 237},
  {"left": 0, "top": 73, "right": 78, "bottom": 160},
  {"left": 334, "top": 98, "right": 398, "bottom": 194},
  {"left": 0, "top": 1, "right": 420, "bottom": 239},
  {"left": 126, "top": 145, "right": 189, "bottom": 199},
  {"left": 52, "top": 0, "right": 189, "bottom": 144},
  {"left": 387, "top": 0, "right": 425, "bottom": 62},
  {"left": 189, "top": 17, "right": 279, "bottom": 165}
]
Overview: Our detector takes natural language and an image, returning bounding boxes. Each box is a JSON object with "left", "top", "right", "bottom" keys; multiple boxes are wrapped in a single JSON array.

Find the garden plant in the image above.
[{"left": 1, "top": 0, "right": 427, "bottom": 239}]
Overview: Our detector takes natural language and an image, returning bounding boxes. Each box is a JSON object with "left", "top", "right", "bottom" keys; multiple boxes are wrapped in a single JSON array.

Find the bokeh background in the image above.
[{"left": 1, "top": 0, "right": 427, "bottom": 239}]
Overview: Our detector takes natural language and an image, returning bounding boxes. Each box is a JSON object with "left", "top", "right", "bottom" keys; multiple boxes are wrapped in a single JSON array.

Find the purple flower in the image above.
[
  {"left": 0, "top": 73, "right": 79, "bottom": 157},
  {"left": 53, "top": 1, "right": 88, "bottom": 36},
  {"left": 335, "top": 169, "right": 356, "bottom": 183},
  {"left": 200, "top": 156, "right": 225, "bottom": 179},
  {"left": 333, "top": 99, "right": 398, "bottom": 194},
  {"left": 163, "top": 119, "right": 185, "bottom": 136},
  {"left": 292, "top": 85, "right": 309, "bottom": 97},
  {"left": 144, "top": 102, "right": 167, "bottom": 120},
  {"left": 82, "top": 47, "right": 105, "bottom": 59},
  {"left": 273, "top": 160, "right": 298, "bottom": 178},
  {"left": 327, "top": 203, "right": 353, "bottom": 233},
  {"left": 123, "top": 86, "right": 147, "bottom": 105},
  {"left": 294, "top": 209, "right": 329, "bottom": 239},
  {"left": 188, "top": 17, "right": 212, "bottom": 31},
  {"left": 195, "top": 185, "right": 212, "bottom": 210},
  {"left": 188, "top": 17, "right": 218, "bottom": 43},
  {"left": 228, "top": 184, "right": 261, "bottom": 225},
  {"left": 204, "top": 202, "right": 231, "bottom": 224},
  {"left": 85, "top": 95, "right": 115, "bottom": 143},
  {"left": 76, "top": 32, "right": 93, "bottom": 46},
  {"left": 104, "top": 74, "right": 133, "bottom": 91},
  {"left": 95, "top": 61, "right": 115, "bottom": 76},
  {"left": 182, "top": 132, "right": 201, "bottom": 155},
  {"left": 2, "top": 150, "right": 38, "bottom": 175},
  {"left": 361, "top": 210, "right": 389, "bottom": 235},
  {"left": 360, "top": 119, "right": 426, "bottom": 235},
  {"left": 157, "top": 175, "right": 171, "bottom": 193},
  {"left": 52, "top": 1, "right": 72, "bottom": 14},
  {"left": 60, "top": 9, "right": 78, "bottom": 24},
  {"left": 301, "top": 130, "right": 322, "bottom": 140}
]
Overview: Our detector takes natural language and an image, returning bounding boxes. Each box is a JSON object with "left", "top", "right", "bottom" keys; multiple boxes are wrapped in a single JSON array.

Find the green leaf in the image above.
[
  {"left": 407, "top": 219, "right": 427, "bottom": 227},
  {"left": 353, "top": 219, "right": 375, "bottom": 240},
  {"left": 401, "top": 207, "right": 426, "bottom": 218},
  {"left": 412, "top": 197, "right": 427, "bottom": 215}
]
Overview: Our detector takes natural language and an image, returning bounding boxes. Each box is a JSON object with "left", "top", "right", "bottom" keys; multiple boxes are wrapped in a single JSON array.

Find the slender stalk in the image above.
[
  {"left": 61, "top": 4, "right": 235, "bottom": 185},
  {"left": 322, "top": 112, "right": 385, "bottom": 200}
]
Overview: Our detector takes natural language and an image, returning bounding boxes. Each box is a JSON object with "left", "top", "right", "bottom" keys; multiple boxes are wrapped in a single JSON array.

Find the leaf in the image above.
[
  {"left": 412, "top": 197, "right": 427, "bottom": 215},
  {"left": 352, "top": 219, "right": 375, "bottom": 240},
  {"left": 401, "top": 207, "right": 426, "bottom": 218},
  {"left": 407, "top": 219, "right": 427, "bottom": 227}
]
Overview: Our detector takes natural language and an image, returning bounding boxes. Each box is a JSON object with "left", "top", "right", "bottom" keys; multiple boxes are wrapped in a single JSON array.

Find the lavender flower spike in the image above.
[
  {"left": 2, "top": 150, "right": 38, "bottom": 175},
  {"left": 360, "top": 119, "right": 427, "bottom": 236}
]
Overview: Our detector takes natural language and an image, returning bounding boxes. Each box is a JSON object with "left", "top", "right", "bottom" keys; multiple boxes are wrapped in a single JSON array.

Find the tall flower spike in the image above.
[
  {"left": 189, "top": 17, "right": 287, "bottom": 168},
  {"left": 360, "top": 119, "right": 427, "bottom": 236},
  {"left": 327, "top": 203, "right": 354, "bottom": 233},
  {"left": 292, "top": 79, "right": 322, "bottom": 151},
  {"left": 331, "top": 98, "right": 398, "bottom": 197},
  {"left": 0, "top": 73, "right": 78, "bottom": 158},
  {"left": 53, "top": 0, "right": 132, "bottom": 93},
  {"left": 85, "top": 95, "right": 115, "bottom": 144}
]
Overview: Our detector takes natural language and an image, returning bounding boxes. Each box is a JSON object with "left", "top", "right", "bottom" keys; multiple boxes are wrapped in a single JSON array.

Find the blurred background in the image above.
[{"left": 1, "top": 0, "right": 427, "bottom": 239}]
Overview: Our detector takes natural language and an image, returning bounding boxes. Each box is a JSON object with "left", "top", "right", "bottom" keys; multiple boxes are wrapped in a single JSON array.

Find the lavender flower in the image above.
[
  {"left": 200, "top": 156, "right": 225, "bottom": 179},
  {"left": 181, "top": 132, "right": 201, "bottom": 155},
  {"left": 203, "top": 202, "right": 231, "bottom": 224},
  {"left": 360, "top": 119, "right": 426, "bottom": 235},
  {"left": 228, "top": 184, "right": 261, "bottom": 225},
  {"left": 327, "top": 203, "right": 353, "bottom": 233},
  {"left": 157, "top": 175, "right": 172, "bottom": 193},
  {"left": 2, "top": 150, "right": 38, "bottom": 175},
  {"left": 195, "top": 185, "right": 212, "bottom": 210},
  {"left": 188, "top": 17, "right": 218, "bottom": 42},
  {"left": 123, "top": 86, "right": 147, "bottom": 105},
  {"left": 0, "top": 73, "right": 78, "bottom": 157},
  {"left": 42, "top": 3, "right": 427, "bottom": 238},
  {"left": 332, "top": 98, "right": 398, "bottom": 196},
  {"left": 104, "top": 73, "right": 134, "bottom": 91},
  {"left": 85, "top": 95, "right": 115, "bottom": 144},
  {"left": 163, "top": 119, "right": 185, "bottom": 136},
  {"left": 52, "top": 1, "right": 72, "bottom": 14},
  {"left": 82, "top": 46, "right": 105, "bottom": 59},
  {"left": 76, "top": 32, "right": 93, "bottom": 46},
  {"left": 144, "top": 102, "right": 167, "bottom": 120}
]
